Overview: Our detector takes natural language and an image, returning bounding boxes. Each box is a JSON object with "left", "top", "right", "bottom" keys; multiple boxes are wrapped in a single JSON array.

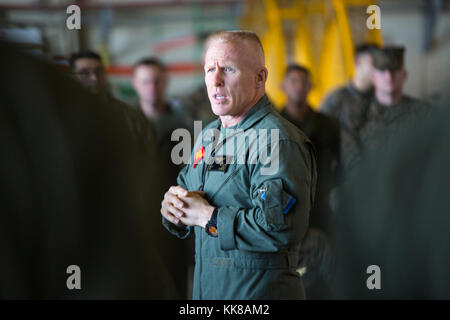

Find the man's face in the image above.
[
  {"left": 132, "top": 65, "right": 167, "bottom": 105},
  {"left": 73, "top": 58, "right": 107, "bottom": 93},
  {"left": 371, "top": 67, "right": 407, "bottom": 95},
  {"left": 281, "top": 70, "right": 311, "bottom": 105},
  {"left": 204, "top": 41, "right": 259, "bottom": 118},
  {"left": 355, "top": 53, "right": 374, "bottom": 84}
]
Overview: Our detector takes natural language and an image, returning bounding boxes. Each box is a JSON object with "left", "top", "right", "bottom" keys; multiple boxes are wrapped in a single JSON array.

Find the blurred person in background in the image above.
[
  {"left": 70, "top": 50, "right": 157, "bottom": 159},
  {"left": 345, "top": 46, "right": 432, "bottom": 169},
  {"left": 320, "top": 43, "right": 379, "bottom": 171},
  {"left": 0, "top": 41, "right": 176, "bottom": 299},
  {"left": 132, "top": 57, "right": 187, "bottom": 141},
  {"left": 132, "top": 56, "right": 192, "bottom": 299},
  {"left": 132, "top": 57, "right": 188, "bottom": 185},
  {"left": 280, "top": 64, "right": 340, "bottom": 299},
  {"left": 70, "top": 50, "right": 109, "bottom": 95},
  {"left": 332, "top": 96, "right": 448, "bottom": 299}
]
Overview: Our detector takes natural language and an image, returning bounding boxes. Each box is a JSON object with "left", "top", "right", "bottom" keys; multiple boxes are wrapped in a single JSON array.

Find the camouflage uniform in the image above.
[
  {"left": 344, "top": 46, "right": 432, "bottom": 171},
  {"left": 333, "top": 98, "right": 448, "bottom": 299},
  {"left": 320, "top": 82, "right": 373, "bottom": 171},
  {"left": 345, "top": 95, "right": 431, "bottom": 170}
]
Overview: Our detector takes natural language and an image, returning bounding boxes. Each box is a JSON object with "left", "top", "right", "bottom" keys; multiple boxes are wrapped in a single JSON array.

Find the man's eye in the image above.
[
  {"left": 207, "top": 68, "right": 215, "bottom": 73},
  {"left": 224, "top": 67, "right": 233, "bottom": 72}
]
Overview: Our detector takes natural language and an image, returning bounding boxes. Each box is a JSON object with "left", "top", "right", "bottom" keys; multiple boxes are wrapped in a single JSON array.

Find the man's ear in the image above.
[{"left": 255, "top": 67, "right": 268, "bottom": 89}]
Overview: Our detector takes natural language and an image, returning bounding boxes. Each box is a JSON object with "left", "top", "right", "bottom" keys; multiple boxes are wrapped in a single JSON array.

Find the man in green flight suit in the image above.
[{"left": 160, "top": 30, "right": 317, "bottom": 300}]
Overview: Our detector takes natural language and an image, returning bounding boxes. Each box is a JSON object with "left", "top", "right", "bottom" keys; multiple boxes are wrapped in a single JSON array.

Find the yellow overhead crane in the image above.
[{"left": 240, "top": 0, "right": 383, "bottom": 109}]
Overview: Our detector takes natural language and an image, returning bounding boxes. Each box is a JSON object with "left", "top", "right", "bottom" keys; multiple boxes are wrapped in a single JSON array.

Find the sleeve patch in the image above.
[{"left": 283, "top": 194, "right": 296, "bottom": 214}]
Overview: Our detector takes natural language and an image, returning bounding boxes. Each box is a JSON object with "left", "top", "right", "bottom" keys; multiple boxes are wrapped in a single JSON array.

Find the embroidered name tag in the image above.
[{"left": 207, "top": 156, "right": 232, "bottom": 172}]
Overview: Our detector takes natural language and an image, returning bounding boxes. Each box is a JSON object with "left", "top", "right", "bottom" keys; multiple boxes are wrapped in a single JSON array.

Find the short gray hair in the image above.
[{"left": 205, "top": 30, "right": 265, "bottom": 65}]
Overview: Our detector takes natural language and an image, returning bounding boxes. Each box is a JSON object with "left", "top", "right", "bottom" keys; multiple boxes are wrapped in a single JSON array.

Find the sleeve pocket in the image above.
[{"left": 254, "top": 179, "right": 292, "bottom": 226}]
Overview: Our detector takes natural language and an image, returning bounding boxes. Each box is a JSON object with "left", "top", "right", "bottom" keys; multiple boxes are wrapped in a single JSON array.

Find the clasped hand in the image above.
[{"left": 160, "top": 186, "right": 215, "bottom": 228}]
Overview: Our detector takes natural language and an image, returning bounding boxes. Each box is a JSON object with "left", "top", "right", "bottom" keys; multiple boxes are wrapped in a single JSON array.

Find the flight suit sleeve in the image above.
[
  {"left": 161, "top": 164, "right": 192, "bottom": 239},
  {"left": 217, "top": 139, "right": 317, "bottom": 252}
]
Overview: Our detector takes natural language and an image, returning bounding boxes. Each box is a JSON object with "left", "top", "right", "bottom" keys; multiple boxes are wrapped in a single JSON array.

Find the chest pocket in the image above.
[
  {"left": 205, "top": 162, "right": 245, "bottom": 204},
  {"left": 254, "top": 178, "right": 296, "bottom": 226}
]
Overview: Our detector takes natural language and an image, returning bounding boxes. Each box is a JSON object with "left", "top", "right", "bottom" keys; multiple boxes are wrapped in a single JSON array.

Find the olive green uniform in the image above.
[
  {"left": 147, "top": 103, "right": 192, "bottom": 299},
  {"left": 340, "top": 45, "right": 432, "bottom": 169},
  {"left": 320, "top": 82, "right": 373, "bottom": 170},
  {"left": 163, "top": 95, "right": 317, "bottom": 299},
  {"left": 333, "top": 100, "right": 448, "bottom": 299},
  {"left": 344, "top": 95, "right": 431, "bottom": 170},
  {"left": 146, "top": 103, "right": 189, "bottom": 189},
  {"left": 0, "top": 43, "right": 176, "bottom": 298}
]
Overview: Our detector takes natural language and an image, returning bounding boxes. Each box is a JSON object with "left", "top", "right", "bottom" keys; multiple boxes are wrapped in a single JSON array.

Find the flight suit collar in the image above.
[
  {"left": 203, "top": 94, "right": 272, "bottom": 155},
  {"left": 231, "top": 94, "right": 273, "bottom": 131},
  {"left": 209, "top": 95, "right": 272, "bottom": 132}
]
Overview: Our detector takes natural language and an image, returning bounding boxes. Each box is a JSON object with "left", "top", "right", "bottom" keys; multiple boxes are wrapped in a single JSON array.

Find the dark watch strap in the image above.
[{"left": 205, "top": 208, "right": 219, "bottom": 237}]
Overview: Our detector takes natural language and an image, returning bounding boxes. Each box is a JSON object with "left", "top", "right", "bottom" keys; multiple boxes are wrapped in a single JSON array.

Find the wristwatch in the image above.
[{"left": 205, "top": 207, "right": 219, "bottom": 237}]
